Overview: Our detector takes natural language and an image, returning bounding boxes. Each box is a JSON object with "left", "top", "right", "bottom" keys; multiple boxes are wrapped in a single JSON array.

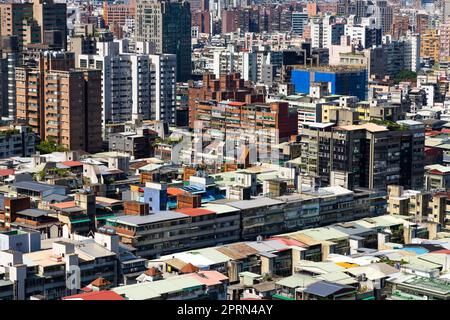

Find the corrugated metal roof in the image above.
[
  {"left": 13, "top": 181, "right": 65, "bottom": 193},
  {"left": 216, "top": 247, "right": 247, "bottom": 260},
  {"left": 276, "top": 274, "right": 318, "bottom": 289},
  {"left": 202, "top": 203, "right": 240, "bottom": 214},
  {"left": 166, "top": 258, "right": 188, "bottom": 270},
  {"left": 113, "top": 273, "right": 207, "bottom": 300},
  {"left": 303, "top": 281, "right": 354, "bottom": 297},
  {"left": 300, "top": 227, "right": 349, "bottom": 241},
  {"left": 195, "top": 248, "right": 233, "bottom": 264},
  {"left": 315, "top": 271, "right": 358, "bottom": 285},
  {"left": 16, "top": 208, "right": 49, "bottom": 218}
]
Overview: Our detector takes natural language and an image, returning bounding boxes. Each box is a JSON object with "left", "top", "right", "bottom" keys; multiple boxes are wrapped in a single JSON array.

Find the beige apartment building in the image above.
[{"left": 387, "top": 185, "right": 446, "bottom": 225}]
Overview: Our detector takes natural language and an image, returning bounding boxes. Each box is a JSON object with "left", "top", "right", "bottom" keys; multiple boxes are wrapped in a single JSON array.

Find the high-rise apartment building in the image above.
[
  {"left": 420, "top": 29, "right": 440, "bottom": 62},
  {"left": 135, "top": 0, "right": 192, "bottom": 82},
  {"left": 79, "top": 40, "right": 151, "bottom": 130},
  {"left": 192, "top": 11, "right": 211, "bottom": 34},
  {"left": 439, "top": 22, "right": 450, "bottom": 62},
  {"left": 222, "top": 9, "right": 238, "bottom": 33},
  {"left": 402, "top": 33, "right": 421, "bottom": 72},
  {"left": 0, "top": 36, "right": 19, "bottom": 119},
  {"left": 15, "top": 51, "right": 102, "bottom": 153},
  {"left": 298, "top": 121, "right": 425, "bottom": 190},
  {"left": 0, "top": 3, "right": 40, "bottom": 50},
  {"left": 392, "top": 15, "right": 410, "bottom": 40},
  {"left": 16, "top": 50, "right": 75, "bottom": 137},
  {"left": 292, "top": 11, "right": 309, "bottom": 36},
  {"left": 32, "top": 0, "right": 67, "bottom": 50},
  {"left": 149, "top": 54, "right": 177, "bottom": 125},
  {"left": 79, "top": 40, "right": 177, "bottom": 131},
  {"left": 344, "top": 16, "right": 382, "bottom": 49},
  {"left": 374, "top": 0, "right": 393, "bottom": 35},
  {"left": 43, "top": 69, "right": 102, "bottom": 153},
  {"left": 310, "top": 16, "right": 345, "bottom": 49},
  {"left": 443, "top": 0, "right": 450, "bottom": 23}
]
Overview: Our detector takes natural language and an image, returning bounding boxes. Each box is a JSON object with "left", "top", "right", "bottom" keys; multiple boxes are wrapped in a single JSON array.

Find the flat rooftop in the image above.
[{"left": 109, "top": 211, "right": 189, "bottom": 226}]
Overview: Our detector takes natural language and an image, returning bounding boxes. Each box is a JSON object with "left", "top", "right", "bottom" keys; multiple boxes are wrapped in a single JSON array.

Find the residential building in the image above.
[
  {"left": 112, "top": 270, "right": 229, "bottom": 300},
  {"left": 420, "top": 29, "right": 440, "bottom": 62},
  {"left": 0, "top": 2, "right": 39, "bottom": 50},
  {"left": 188, "top": 73, "right": 265, "bottom": 128},
  {"left": 149, "top": 54, "right": 177, "bottom": 125},
  {"left": 135, "top": 0, "right": 192, "bottom": 81},
  {"left": 16, "top": 55, "right": 103, "bottom": 153},
  {"left": 291, "top": 66, "right": 368, "bottom": 100},
  {"left": 78, "top": 40, "right": 151, "bottom": 131},
  {"left": 298, "top": 121, "right": 425, "bottom": 190},
  {"left": 387, "top": 185, "right": 446, "bottom": 225},
  {"left": 0, "top": 236, "right": 118, "bottom": 300},
  {"left": 0, "top": 36, "right": 20, "bottom": 119},
  {"left": 103, "top": 2, "right": 136, "bottom": 28},
  {"left": 292, "top": 11, "right": 309, "bottom": 36},
  {"left": 106, "top": 208, "right": 241, "bottom": 258},
  {"left": 32, "top": 0, "right": 67, "bottom": 50},
  {"left": 374, "top": 0, "right": 393, "bottom": 34},
  {"left": 424, "top": 164, "right": 450, "bottom": 191},
  {"left": 0, "top": 125, "right": 36, "bottom": 158},
  {"left": 310, "top": 16, "right": 345, "bottom": 49}
]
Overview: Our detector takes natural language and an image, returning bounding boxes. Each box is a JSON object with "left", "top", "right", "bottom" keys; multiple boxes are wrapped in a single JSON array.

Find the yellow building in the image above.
[
  {"left": 420, "top": 29, "right": 440, "bottom": 62},
  {"left": 321, "top": 101, "right": 372, "bottom": 124}
]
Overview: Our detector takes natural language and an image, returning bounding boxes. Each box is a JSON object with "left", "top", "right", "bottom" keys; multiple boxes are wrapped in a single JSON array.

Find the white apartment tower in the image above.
[
  {"left": 310, "top": 16, "right": 344, "bottom": 48},
  {"left": 213, "top": 46, "right": 257, "bottom": 82},
  {"left": 149, "top": 54, "right": 177, "bottom": 125},
  {"left": 78, "top": 41, "right": 156, "bottom": 138},
  {"left": 78, "top": 41, "right": 151, "bottom": 128},
  {"left": 402, "top": 33, "right": 420, "bottom": 73}
]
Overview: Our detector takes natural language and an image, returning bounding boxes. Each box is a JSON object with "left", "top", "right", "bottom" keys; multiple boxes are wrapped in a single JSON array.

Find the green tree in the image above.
[
  {"left": 36, "top": 139, "right": 67, "bottom": 154},
  {"left": 394, "top": 70, "right": 417, "bottom": 83},
  {"left": 369, "top": 119, "right": 408, "bottom": 131}
]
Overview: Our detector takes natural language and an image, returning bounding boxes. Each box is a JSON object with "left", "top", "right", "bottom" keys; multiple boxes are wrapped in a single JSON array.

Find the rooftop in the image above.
[
  {"left": 13, "top": 181, "right": 66, "bottom": 193},
  {"left": 227, "top": 197, "right": 283, "bottom": 210},
  {"left": 16, "top": 208, "right": 49, "bottom": 218},
  {"left": 175, "top": 208, "right": 215, "bottom": 217},
  {"left": 293, "top": 65, "right": 367, "bottom": 72},
  {"left": 63, "top": 291, "right": 126, "bottom": 301},
  {"left": 336, "top": 123, "right": 388, "bottom": 133},
  {"left": 303, "top": 280, "right": 355, "bottom": 297},
  {"left": 109, "top": 211, "right": 189, "bottom": 226}
]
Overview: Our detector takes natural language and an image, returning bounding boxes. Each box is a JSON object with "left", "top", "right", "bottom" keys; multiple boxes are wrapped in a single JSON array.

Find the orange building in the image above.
[
  {"left": 188, "top": 73, "right": 265, "bottom": 128},
  {"left": 420, "top": 29, "right": 440, "bottom": 62},
  {"left": 103, "top": 1, "right": 135, "bottom": 27}
]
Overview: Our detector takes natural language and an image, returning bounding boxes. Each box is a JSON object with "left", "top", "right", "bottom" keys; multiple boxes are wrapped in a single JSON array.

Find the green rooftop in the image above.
[{"left": 402, "top": 277, "right": 450, "bottom": 295}]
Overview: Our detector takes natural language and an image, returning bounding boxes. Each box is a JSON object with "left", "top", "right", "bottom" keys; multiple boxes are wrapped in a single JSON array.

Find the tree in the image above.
[
  {"left": 369, "top": 119, "right": 408, "bottom": 131},
  {"left": 36, "top": 139, "right": 67, "bottom": 154},
  {"left": 394, "top": 70, "right": 417, "bottom": 84}
]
